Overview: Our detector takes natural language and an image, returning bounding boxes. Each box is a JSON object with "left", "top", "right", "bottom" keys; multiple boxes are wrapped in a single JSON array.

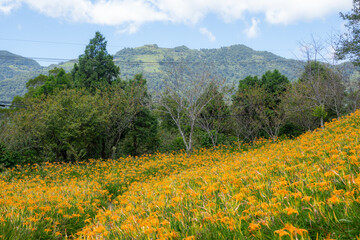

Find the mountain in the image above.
[
  {"left": 0, "top": 44, "right": 354, "bottom": 101},
  {"left": 112, "top": 44, "right": 305, "bottom": 92},
  {"left": 0, "top": 50, "right": 42, "bottom": 80},
  {"left": 0, "top": 51, "right": 44, "bottom": 101}
]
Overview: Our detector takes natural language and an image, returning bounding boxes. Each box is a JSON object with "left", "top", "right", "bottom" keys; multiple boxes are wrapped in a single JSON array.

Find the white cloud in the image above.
[
  {"left": 199, "top": 27, "right": 216, "bottom": 42},
  {"left": 0, "top": 0, "right": 20, "bottom": 14},
  {"left": 117, "top": 23, "right": 141, "bottom": 35},
  {"left": 0, "top": 0, "right": 353, "bottom": 32},
  {"left": 244, "top": 17, "right": 260, "bottom": 38}
]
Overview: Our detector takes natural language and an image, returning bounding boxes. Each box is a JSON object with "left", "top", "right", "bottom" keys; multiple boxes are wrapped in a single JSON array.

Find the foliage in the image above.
[
  {"left": 260, "top": 69, "right": 290, "bottom": 102},
  {"left": 0, "top": 33, "right": 155, "bottom": 162},
  {"left": 313, "top": 104, "right": 328, "bottom": 119},
  {"left": 120, "top": 108, "right": 160, "bottom": 157},
  {"left": 299, "top": 61, "right": 346, "bottom": 127},
  {"left": 0, "top": 89, "right": 108, "bottom": 162},
  {"left": 72, "top": 31, "right": 120, "bottom": 93},
  {"left": 337, "top": 0, "right": 360, "bottom": 65},
  {"left": 282, "top": 80, "right": 319, "bottom": 131},
  {"left": 232, "top": 69, "right": 289, "bottom": 142},
  {"left": 197, "top": 83, "right": 231, "bottom": 147},
  {"left": 25, "top": 68, "right": 72, "bottom": 98}
]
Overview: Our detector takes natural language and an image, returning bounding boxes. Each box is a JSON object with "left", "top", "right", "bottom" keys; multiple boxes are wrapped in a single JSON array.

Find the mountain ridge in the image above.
[{"left": 0, "top": 44, "right": 342, "bottom": 101}]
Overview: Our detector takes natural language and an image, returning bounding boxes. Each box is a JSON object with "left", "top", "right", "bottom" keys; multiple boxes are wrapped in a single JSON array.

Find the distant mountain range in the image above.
[{"left": 0, "top": 44, "right": 357, "bottom": 101}]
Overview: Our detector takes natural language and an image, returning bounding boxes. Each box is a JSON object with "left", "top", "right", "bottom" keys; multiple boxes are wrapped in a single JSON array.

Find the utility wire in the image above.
[{"left": 0, "top": 37, "right": 126, "bottom": 48}]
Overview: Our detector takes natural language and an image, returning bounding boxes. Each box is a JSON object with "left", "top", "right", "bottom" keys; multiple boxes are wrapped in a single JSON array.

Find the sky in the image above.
[{"left": 0, "top": 0, "right": 353, "bottom": 66}]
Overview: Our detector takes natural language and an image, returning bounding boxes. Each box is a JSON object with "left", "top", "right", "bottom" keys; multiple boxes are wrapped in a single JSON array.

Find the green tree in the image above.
[
  {"left": 197, "top": 83, "right": 230, "bottom": 148},
  {"left": 232, "top": 84, "right": 262, "bottom": 143},
  {"left": 0, "top": 89, "right": 107, "bottom": 162},
  {"left": 116, "top": 74, "right": 159, "bottom": 157},
  {"left": 260, "top": 69, "right": 289, "bottom": 102},
  {"left": 25, "top": 68, "right": 72, "bottom": 98},
  {"left": 100, "top": 74, "right": 149, "bottom": 159},
  {"left": 337, "top": 0, "right": 360, "bottom": 65},
  {"left": 121, "top": 108, "right": 159, "bottom": 156},
  {"left": 282, "top": 81, "right": 318, "bottom": 132},
  {"left": 72, "top": 31, "right": 120, "bottom": 92},
  {"left": 232, "top": 70, "right": 289, "bottom": 142}
]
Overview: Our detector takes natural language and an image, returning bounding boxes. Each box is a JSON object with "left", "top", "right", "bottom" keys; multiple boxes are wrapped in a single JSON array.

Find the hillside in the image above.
[
  {"left": 0, "top": 51, "right": 43, "bottom": 101},
  {"left": 0, "top": 51, "right": 41, "bottom": 80},
  {"left": 0, "top": 45, "right": 307, "bottom": 101},
  {"left": 1, "top": 110, "right": 360, "bottom": 239},
  {"left": 1, "top": 45, "right": 358, "bottom": 102},
  {"left": 113, "top": 44, "right": 305, "bottom": 92}
]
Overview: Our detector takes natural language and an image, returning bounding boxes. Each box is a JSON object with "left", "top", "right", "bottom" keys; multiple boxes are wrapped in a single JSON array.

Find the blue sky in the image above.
[{"left": 0, "top": 0, "right": 353, "bottom": 66}]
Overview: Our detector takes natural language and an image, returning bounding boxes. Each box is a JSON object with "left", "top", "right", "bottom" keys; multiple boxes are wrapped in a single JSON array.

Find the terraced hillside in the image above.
[{"left": 0, "top": 45, "right": 306, "bottom": 101}]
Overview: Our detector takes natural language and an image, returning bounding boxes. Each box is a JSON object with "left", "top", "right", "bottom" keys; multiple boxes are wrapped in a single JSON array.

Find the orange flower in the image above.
[{"left": 284, "top": 207, "right": 299, "bottom": 215}]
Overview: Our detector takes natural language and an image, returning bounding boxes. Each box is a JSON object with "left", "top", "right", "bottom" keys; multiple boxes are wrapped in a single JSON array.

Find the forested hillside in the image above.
[
  {"left": 113, "top": 44, "right": 306, "bottom": 92},
  {"left": 0, "top": 45, "right": 307, "bottom": 101},
  {"left": 0, "top": 51, "right": 43, "bottom": 101}
]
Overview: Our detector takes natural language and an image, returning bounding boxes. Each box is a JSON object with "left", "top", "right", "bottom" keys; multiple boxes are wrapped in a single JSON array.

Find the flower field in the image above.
[{"left": 1, "top": 111, "right": 360, "bottom": 239}]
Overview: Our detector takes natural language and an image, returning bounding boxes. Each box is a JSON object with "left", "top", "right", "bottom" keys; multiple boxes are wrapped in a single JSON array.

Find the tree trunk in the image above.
[{"left": 320, "top": 116, "right": 324, "bottom": 129}]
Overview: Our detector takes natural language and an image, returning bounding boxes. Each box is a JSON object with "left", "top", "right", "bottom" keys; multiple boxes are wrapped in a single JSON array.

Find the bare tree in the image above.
[
  {"left": 158, "top": 63, "right": 225, "bottom": 155},
  {"left": 299, "top": 37, "right": 328, "bottom": 128},
  {"left": 282, "top": 81, "right": 318, "bottom": 131},
  {"left": 298, "top": 35, "right": 346, "bottom": 127},
  {"left": 345, "top": 76, "right": 360, "bottom": 112},
  {"left": 325, "top": 33, "right": 347, "bottom": 119}
]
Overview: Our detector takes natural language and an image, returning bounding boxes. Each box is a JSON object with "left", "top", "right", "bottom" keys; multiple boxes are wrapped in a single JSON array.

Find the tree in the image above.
[
  {"left": 260, "top": 69, "right": 289, "bottom": 103},
  {"left": 299, "top": 61, "right": 345, "bottom": 127},
  {"left": 298, "top": 36, "right": 347, "bottom": 127},
  {"left": 344, "top": 75, "right": 360, "bottom": 112},
  {"left": 0, "top": 89, "right": 107, "bottom": 162},
  {"left": 101, "top": 74, "right": 148, "bottom": 159},
  {"left": 232, "top": 70, "right": 289, "bottom": 142},
  {"left": 112, "top": 74, "right": 159, "bottom": 157},
  {"left": 282, "top": 81, "right": 318, "bottom": 131},
  {"left": 25, "top": 68, "right": 72, "bottom": 98},
  {"left": 121, "top": 108, "right": 160, "bottom": 156},
  {"left": 72, "top": 31, "right": 120, "bottom": 92},
  {"left": 197, "top": 83, "right": 230, "bottom": 148},
  {"left": 232, "top": 84, "right": 262, "bottom": 143},
  {"left": 158, "top": 64, "right": 226, "bottom": 155},
  {"left": 337, "top": 0, "right": 360, "bottom": 65}
]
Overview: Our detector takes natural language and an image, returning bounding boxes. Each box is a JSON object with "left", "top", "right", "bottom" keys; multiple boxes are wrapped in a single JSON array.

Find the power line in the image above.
[{"left": 0, "top": 37, "right": 126, "bottom": 49}]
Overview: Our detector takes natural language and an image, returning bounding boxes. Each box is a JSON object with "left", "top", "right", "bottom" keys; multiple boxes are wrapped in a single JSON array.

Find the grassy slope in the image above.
[{"left": 1, "top": 111, "right": 360, "bottom": 239}]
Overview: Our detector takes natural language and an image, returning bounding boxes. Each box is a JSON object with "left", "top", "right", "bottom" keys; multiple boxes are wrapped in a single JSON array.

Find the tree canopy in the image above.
[
  {"left": 72, "top": 31, "right": 120, "bottom": 92},
  {"left": 337, "top": 0, "right": 360, "bottom": 65}
]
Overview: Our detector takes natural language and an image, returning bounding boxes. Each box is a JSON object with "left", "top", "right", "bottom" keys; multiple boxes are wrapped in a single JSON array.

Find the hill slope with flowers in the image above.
[{"left": 1, "top": 111, "right": 360, "bottom": 239}]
